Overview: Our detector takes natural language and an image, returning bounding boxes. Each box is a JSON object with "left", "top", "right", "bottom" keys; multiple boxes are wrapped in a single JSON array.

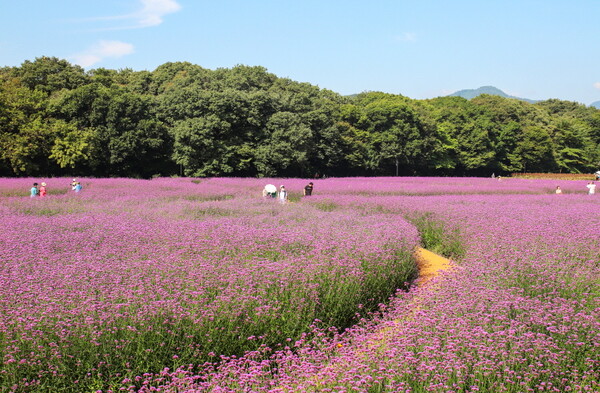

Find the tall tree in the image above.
[
  {"left": 0, "top": 75, "right": 50, "bottom": 175},
  {"left": 15, "top": 56, "right": 88, "bottom": 94},
  {"left": 171, "top": 115, "right": 234, "bottom": 177},
  {"left": 254, "top": 112, "right": 313, "bottom": 177}
]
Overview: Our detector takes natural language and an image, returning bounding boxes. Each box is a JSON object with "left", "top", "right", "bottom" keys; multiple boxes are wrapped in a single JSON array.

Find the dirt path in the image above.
[
  {"left": 279, "top": 247, "right": 456, "bottom": 392},
  {"left": 414, "top": 246, "right": 454, "bottom": 286},
  {"left": 366, "top": 247, "right": 455, "bottom": 341}
]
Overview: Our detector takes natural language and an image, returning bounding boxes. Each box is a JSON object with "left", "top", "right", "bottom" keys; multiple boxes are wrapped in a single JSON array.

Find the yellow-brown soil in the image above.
[
  {"left": 278, "top": 247, "right": 456, "bottom": 392},
  {"left": 414, "top": 246, "right": 454, "bottom": 286}
]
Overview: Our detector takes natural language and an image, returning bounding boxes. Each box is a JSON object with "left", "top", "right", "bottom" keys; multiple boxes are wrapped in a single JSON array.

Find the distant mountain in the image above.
[
  {"left": 350, "top": 85, "right": 600, "bottom": 108},
  {"left": 449, "top": 86, "right": 537, "bottom": 104}
]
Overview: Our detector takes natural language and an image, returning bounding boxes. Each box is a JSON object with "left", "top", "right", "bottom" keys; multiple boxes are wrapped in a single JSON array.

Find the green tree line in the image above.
[{"left": 1, "top": 56, "right": 599, "bottom": 178}]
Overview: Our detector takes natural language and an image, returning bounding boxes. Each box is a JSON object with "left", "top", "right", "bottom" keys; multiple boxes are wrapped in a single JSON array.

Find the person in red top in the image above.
[{"left": 39, "top": 182, "right": 47, "bottom": 197}]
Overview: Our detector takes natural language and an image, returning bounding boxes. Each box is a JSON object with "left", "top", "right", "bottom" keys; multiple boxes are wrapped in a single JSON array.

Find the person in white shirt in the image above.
[
  {"left": 586, "top": 182, "right": 596, "bottom": 195},
  {"left": 278, "top": 185, "right": 288, "bottom": 203}
]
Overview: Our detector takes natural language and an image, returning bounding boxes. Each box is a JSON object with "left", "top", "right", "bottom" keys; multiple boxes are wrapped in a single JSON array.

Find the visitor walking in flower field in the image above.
[
  {"left": 555, "top": 186, "right": 562, "bottom": 194},
  {"left": 303, "top": 182, "right": 314, "bottom": 196},
  {"left": 278, "top": 185, "right": 288, "bottom": 203},
  {"left": 587, "top": 181, "right": 596, "bottom": 195},
  {"left": 262, "top": 184, "right": 277, "bottom": 198},
  {"left": 74, "top": 182, "right": 82, "bottom": 192},
  {"left": 30, "top": 183, "right": 39, "bottom": 197},
  {"left": 71, "top": 178, "right": 77, "bottom": 190},
  {"left": 39, "top": 182, "right": 47, "bottom": 197}
]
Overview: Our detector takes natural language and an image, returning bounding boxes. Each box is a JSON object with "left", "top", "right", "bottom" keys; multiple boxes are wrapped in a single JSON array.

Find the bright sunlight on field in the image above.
[{"left": 1, "top": 177, "right": 598, "bottom": 392}]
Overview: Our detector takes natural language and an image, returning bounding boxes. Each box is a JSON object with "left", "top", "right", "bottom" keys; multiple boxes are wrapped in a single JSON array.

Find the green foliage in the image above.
[
  {"left": 0, "top": 117, "right": 56, "bottom": 175},
  {"left": 552, "top": 118, "right": 595, "bottom": 173},
  {"left": 171, "top": 115, "right": 235, "bottom": 177},
  {"left": 255, "top": 111, "right": 313, "bottom": 177},
  {"left": 408, "top": 212, "right": 465, "bottom": 259},
  {"left": 314, "top": 199, "right": 338, "bottom": 212},
  {"left": 2, "top": 57, "right": 600, "bottom": 177},
  {"left": 14, "top": 56, "right": 88, "bottom": 94},
  {"left": 49, "top": 120, "right": 94, "bottom": 169}
]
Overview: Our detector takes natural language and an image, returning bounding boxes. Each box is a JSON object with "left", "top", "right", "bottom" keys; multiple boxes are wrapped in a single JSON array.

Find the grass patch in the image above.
[
  {"left": 47, "top": 188, "right": 70, "bottom": 196},
  {"left": 314, "top": 199, "right": 338, "bottom": 212},
  {"left": 183, "top": 194, "right": 234, "bottom": 202},
  {"left": 162, "top": 194, "right": 234, "bottom": 203},
  {"left": 17, "top": 206, "right": 67, "bottom": 216},
  {"left": 0, "top": 188, "right": 70, "bottom": 197},
  {"left": 183, "top": 206, "right": 233, "bottom": 218},
  {"left": 0, "top": 189, "right": 29, "bottom": 197},
  {"left": 287, "top": 192, "right": 303, "bottom": 203},
  {"left": 407, "top": 212, "right": 465, "bottom": 259}
]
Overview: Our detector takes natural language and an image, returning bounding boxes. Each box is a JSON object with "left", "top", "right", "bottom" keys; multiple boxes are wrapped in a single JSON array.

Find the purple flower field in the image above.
[{"left": 1, "top": 177, "right": 599, "bottom": 392}]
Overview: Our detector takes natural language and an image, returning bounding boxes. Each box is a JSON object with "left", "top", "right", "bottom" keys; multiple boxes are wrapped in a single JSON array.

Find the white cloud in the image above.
[
  {"left": 72, "top": 40, "right": 134, "bottom": 67},
  {"left": 395, "top": 32, "right": 417, "bottom": 42},
  {"left": 136, "top": 0, "right": 182, "bottom": 27},
  {"left": 594, "top": 82, "right": 600, "bottom": 90},
  {"left": 82, "top": 0, "right": 181, "bottom": 30}
]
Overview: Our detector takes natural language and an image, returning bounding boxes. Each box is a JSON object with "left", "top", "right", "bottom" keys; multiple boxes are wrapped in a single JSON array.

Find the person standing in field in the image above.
[
  {"left": 74, "top": 182, "right": 82, "bottom": 192},
  {"left": 71, "top": 178, "right": 78, "bottom": 190},
  {"left": 587, "top": 182, "right": 596, "bottom": 195},
  {"left": 39, "top": 182, "right": 47, "bottom": 197},
  {"left": 303, "top": 182, "right": 314, "bottom": 196},
  {"left": 263, "top": 184, "right": 277, "bottom": 198},
  {"left": 30, "top": 183, "right": 39, "bottom": 198},
  {"left": 555, "top": 186, "right": 562, "bottom": 194},
  {"left": 278, "top": 185, "right": 288, "bottom": 203}
]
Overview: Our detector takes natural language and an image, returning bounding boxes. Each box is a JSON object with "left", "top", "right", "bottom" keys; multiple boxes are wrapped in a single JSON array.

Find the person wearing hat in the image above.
[
  {"left": 278, "top": 185, "right": 288, "bottom": 203},
  {"left": 39, "top": 182, "right": 47, "bottom": 197},
  {"left": 262, "top": 184, "right": 277, "bottom": 198},
  {"left": 71, "top": 178, "right": 77, "bottom": 191}
]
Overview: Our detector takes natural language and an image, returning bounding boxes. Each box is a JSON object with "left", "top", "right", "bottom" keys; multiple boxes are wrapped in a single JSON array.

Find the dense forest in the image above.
[{"left": 1, "top": 56, "right": 599, "bottom": 178}]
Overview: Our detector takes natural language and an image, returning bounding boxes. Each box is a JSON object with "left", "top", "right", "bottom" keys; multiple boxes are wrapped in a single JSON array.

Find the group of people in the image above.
[
  {"left": 29, "top": 182, "right": 47, "bottom": 197},
  {"left": 70, "top": 179, "right": 83, "bottom": 192},
  {"left": 554, "top": 181, "right": 596, "bottom": 195},
  {"left": 262, "top": 182, "right": 314, "bottom": 203},
  {"left": 29, "top": 178, "right": 82, "bottom": 197}
]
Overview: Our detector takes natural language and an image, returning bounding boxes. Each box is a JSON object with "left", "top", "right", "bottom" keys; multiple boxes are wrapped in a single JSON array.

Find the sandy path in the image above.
[
  {"left": 365, "top": 247, "right": 455, "bottom": 341},
  {"left": 279, "top": 247, "right": 456, "bottom": 392},
  {"left": 414, "top": 246, "right": 454, "bottom": 286}
]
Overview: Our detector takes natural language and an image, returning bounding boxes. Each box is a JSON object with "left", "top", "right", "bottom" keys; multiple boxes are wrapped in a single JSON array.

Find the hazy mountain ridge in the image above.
[
  {"left": 448, "top": 86, "right": 538, "bottom": 103},
  {"left": 449, "top": 86, "right": 600, "bottom": 108}
]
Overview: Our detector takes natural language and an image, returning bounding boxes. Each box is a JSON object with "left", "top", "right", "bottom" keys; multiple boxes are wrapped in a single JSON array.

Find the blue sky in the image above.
[{"left": 1, "top": 0, "right": 599, "bottom": 104}]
